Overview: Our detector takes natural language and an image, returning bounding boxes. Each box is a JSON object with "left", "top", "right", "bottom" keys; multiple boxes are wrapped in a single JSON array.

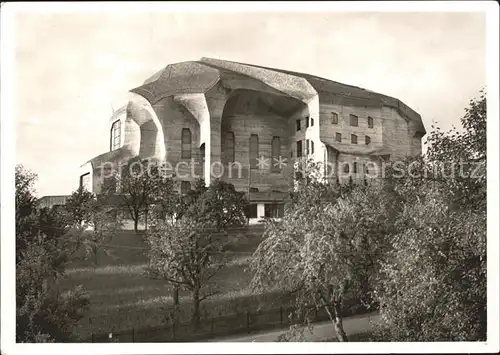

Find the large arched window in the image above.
[
  {"left": 271, "top": 136, "right": 281, "bottom": 172},
  {"left": 110, "top": 120, "right": 121, "bottom": 151},
  {"left": 226, "top": 131, "right": 235, "bottom": 163},
  {"left": 181, "top": 128, "right": 192, "bottom": 159},
  {"left": 249, "top": 134, "right": 259, "bottom": 169}
]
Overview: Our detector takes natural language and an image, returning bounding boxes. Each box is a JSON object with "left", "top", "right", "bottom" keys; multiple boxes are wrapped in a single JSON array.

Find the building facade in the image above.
[{"left": 80, "top": 58, "right": 426, "bottom": 220}]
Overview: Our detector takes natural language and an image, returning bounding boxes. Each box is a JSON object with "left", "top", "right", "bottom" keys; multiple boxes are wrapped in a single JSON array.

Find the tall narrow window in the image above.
[
  {"left": 296, "top": 119, "right": 301, "bottom": 131},
  {"left": 249, "top": 134, "right": 259, "bottom": 169},
  {"left": 368, "top": 116, "right": 374, "bottom": 128},
  {"left": 343, "top": 163, "right": 350, "bottom": 174},
  {"left": 353, "top": 162, "right": 358, "bottom": 174},
  {"left": 200, "top": 143, "right": 205, "bottom": 163},
  {"left": 311, "top": 117, "right": 314, "bottom": 126},
  {"left": 305, "top": 117, "right": 309, "bottom": 128},
  {"left": 271, "top": 136, "right": 281, "bottom": 172},
  {"left": 331, "top": 112, "right": 339, "bottom": 124},
  {"left": 181, "top": 128, "right": 192, "bottom": 159},
  {"left": 180, "top": 181, "right": 191, "bottom": 194},
  {"left": 311, "top": 140, "right": 314, "bottom": 154},
  {"left": 296, "top": 140, "right": 303, "bottom": 158},
  {"left": 336, "top": 133, "right": 342, "bottom": 142},
  {"left": 351, "top": 134, "right": 358, "bottom": 144},
  {"left": 226, "top": 131, "right": 235, "bottom": 163},
  {"left": 110, "top": 120, "right": 121, "bottom": 151},
  {"left": 305, "top": 139, "right": 310, "bottom": 155},
  {"left": 365, "top": 136, "right": 371, "bottom": 145},
  {"left": 349, "top": 114, "right": 358, "bottom": 127}
]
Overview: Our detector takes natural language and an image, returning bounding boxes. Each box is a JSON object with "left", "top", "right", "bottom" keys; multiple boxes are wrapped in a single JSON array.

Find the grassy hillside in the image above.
[{"left": 60, "top": 225, "right": 297, "bottom": 339}]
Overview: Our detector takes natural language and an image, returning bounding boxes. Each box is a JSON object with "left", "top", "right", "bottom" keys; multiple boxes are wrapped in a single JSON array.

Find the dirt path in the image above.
[{"left": 210, "top": 312, "right": 380, "bottom": 342}]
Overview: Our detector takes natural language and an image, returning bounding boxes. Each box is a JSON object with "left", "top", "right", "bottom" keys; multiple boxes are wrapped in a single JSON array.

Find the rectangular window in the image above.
[
  {"left": 351, "top": 134, "right": 358, "bottom": 144},
  {"left": 353, "top": 162, "right": 358, "bottom": 174},
  {"left": 305, "top": 139, "right": 310, "bottom": 155},
  {"left": 181, "top": 128, "right": 192, "bottom": 159},
  {"left": 336, "top": 133, "right": 342, "bottom": 142},
  {"left": 226, "top": 131, "right": 235, "bottom": 162},
  {"left": 249, "top": 134, "right": 259, "bottom": 169},
  {"left": 296, "top": 140, "right": 303, "bottom": 158},
  {"left": 305, "top": 117, "right": 309, "bottom": 128},
  {"left": 264, "top": 204, "right": 284, "bottom": 218},
  {"left": 368, "top": 116, "right": 374, "bottom": 128},
  {"left": 349, "top": 114, "right": 358, "bottom": 127},
  {"left": 271, "top": 136, "right": 281, "bottom": 172},
  {"left": 311, "top": 140, "right": 314, "bottom": 154},
  {"left": 247, "top": 204, "right": 258, "bottom": 219},
  {"left": 296, "top": 119, "right": 301, "bottom": 131},
  {"left": 365, "top": 136, "right": 371, "bottom": 145},
  {"left": 332, "top": 112, "right": 339, "bottom": 124},
  {"left": 111, "top": 120, "right": 121, "bottom": 151},
  {"left": 311, "top": 117, "right": 314, "bottom": 126}
]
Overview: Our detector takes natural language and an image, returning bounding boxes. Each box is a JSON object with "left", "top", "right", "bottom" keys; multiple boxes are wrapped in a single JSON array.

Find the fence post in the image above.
[
  {"left": 246, "top": 311, "right": 250, "bottom": 333},
  {"left": 280, "top": 306, "right": 283, "bottom": 325}
]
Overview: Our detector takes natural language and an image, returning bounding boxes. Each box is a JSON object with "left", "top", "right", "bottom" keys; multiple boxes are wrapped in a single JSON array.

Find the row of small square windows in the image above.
[
  {"left": 332, "top": 113, "right": 374, "bottom": 128},
  {"left": 295, "top": 114, "right": 374, "bottom": 131},
  {"left": 336, "top": 133, "right": 372, "bottom": 145}
]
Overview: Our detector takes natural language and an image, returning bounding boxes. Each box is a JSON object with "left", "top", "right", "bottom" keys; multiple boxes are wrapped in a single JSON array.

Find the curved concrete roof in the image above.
[{"left": 130, "top": 57, "right": 425, "bottom": 134}]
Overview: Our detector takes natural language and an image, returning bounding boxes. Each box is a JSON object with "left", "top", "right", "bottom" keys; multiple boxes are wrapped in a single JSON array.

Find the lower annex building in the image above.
[{"left": 80, "top": 57, "right": 426, "bottom": 221}]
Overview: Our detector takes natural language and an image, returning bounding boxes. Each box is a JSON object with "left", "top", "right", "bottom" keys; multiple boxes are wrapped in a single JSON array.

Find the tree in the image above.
[
  {"left": 65, "top": 186, "right": 95, "bottom": 225},
  {"left": 183, "top": 179, "right": 248, "bottom": 232},
  {"left": 15, "top": 165, "right": 90, "bottom": 342},
  {"left": 82, "top": 200, "right": 122, "bottom": 267},
  {"left": 373, "top": 90, "right": 487, "bottom": 341},
  {"left": 145, "top": 179, "right": 249, "bottom": 327},
  {"left": 250, "top": 176, "right": 392, "bottom": 341},
  {"left": 119, "top": 158, "right": 165, "bottom": 233},
  {"left": 146, "top": 218, "right": 226, "bottom": 328},
  {"left": 372, "top": 188, "right": 486, "bottom": 341}
]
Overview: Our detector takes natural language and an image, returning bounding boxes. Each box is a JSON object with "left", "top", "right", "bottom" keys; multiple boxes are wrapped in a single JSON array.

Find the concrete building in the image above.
[{"left": 80, "top": 58, "right": 425, "bottom": 220}]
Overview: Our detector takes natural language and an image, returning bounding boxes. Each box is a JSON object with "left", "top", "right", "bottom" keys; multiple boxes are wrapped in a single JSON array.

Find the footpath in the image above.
[{"left": 210, "top": 311, "right": 380, "bottom": 342}]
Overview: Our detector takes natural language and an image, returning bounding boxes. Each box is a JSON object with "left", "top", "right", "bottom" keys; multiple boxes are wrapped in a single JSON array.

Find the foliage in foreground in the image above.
[{"left": 16, "top": 165, "right": 90, "bottom": 342}]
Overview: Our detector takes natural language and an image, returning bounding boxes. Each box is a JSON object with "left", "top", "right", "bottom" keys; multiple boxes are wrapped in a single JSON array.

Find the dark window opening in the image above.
[
  {"left": 368, "top": 116, "right": 374, "bottom": 128},
  {"left": 200, "top": 143, "right": 206, "bottom": 163},
  {"left": 226, "top": 131, "right": 235, "bottom": 162},
  {"left": 181, "top": 128, "right": 192, "bottom": 159},
  {"left": 271, "top": 136, "right": 281, "bottom": 172},
  {"left": 296, "top": 140, "right": 303, "bottom": 158},
  {"left": 296, "top": 119, "right": 301, "bottom": 131},
  {"left": 311, "top": 141, "right": 314, "bottom": 154},
  {"left": 351, "top": 134, "right": 358, "bottom": 144},
  {"left": 344, "top": 163, "right": 350, "bottom": 174},
  {"left": 249, "top": 187, "right": 259, "bottom": 192},
  {"left": 265, "top": 203, "right": 284, "bottom": 218},
  {"left": 249, "top": 134, "right": 259, "bottom": 169},
  {"left": 353, "top": 162, "right": 358, "bottom": 174},
  {"left": 365, "top": 136, "right": 371, "bottom": 145},
  {"left": 311, "top": 117, "right": 314, "bottom": 126},
  {"left": 336, "top": 133, "right": 342, "bottom": 142},
  {"left": 332, "top": 112, "right": 339, "bottom": 124},
  {"left": 350, "top": 114, "right": 358, "bottom": 127},
  {"left": 247, "top": 204, "right": 258, "bottom": 219},
  {"left": 305, "top": 117, "right": 309, "bottom": 128}
]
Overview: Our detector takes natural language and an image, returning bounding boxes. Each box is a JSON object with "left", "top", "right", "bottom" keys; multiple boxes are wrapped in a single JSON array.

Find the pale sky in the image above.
[{"left": 13, "top": 11, "right": 486, "bottom": 197}]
